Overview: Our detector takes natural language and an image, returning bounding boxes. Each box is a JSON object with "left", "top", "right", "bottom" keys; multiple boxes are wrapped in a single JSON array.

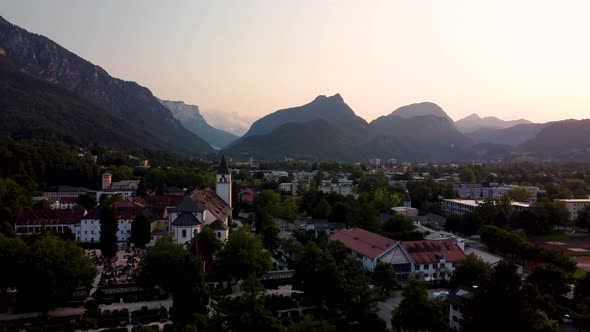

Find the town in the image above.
[{"left": 1, "top": 147, "right": 590, "bottom": 332}]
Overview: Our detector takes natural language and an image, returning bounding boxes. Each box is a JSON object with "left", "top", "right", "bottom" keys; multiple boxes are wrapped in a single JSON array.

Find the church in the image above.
[{"left": 169, "top": 155, "right": 232, "bottom": 243}]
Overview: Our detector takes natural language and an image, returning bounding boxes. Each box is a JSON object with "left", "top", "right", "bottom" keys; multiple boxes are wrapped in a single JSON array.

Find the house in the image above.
[
  {"left": 80, "top": 206, "right": 139, "bottom": 243},
  {"left": 556, "top": 198, "right": 590, "bottom": 221},
  {"left": 15, "top": 209, "right": 86, "bottom": 240},
  {"left": 302, "top": 219, "right": 346, "bottom": 237},
  {"left": 279, "top": 182, "right": 297, "bottom": 195},
  {"left": 42, "top": 185, "right": 96, "bottom": 201},
  {"left": 391, "top": 206, "right": 419, "bottom": 218},
  {"left": 329, "top": 228, "right": 397, "bottom": 271},
  {"left": 330, "top": 228, "right": 466, "bottom": 282},
  {"left": 169, "top": 156, "right": 232, "bottom": 243},
  {"left": 49, "top": 197, "right": 78, "bottom": 209},
  {"left": 448, "top": 286, "right": 475, "bottom": 331},
  {"left": 441, "top": 199, "right": 529, "bottom": 216}
]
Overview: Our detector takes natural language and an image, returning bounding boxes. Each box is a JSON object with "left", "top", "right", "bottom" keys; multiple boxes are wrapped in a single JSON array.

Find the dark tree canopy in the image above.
[
  {"left": 218, "top": 227, "right": 272, "bottom": 281},
  {"left": 99, "top": 206, "right": 118, "bottom": 258},
  {"left": 130, "top": 213, "right": 151, "bottom": 248}
]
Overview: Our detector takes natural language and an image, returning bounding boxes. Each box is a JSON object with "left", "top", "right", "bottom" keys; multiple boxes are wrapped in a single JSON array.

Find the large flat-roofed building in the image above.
[
  {"left": 441, "top": 199, "right": 530, "bottom": 216},
  {"left": 557, "top": 198, "right": 590, "bottom": 221}
]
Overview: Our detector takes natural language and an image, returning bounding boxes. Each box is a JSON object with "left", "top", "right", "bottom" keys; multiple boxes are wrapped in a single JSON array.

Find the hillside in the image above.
[
  {"left": 466, "top": 123, "right": 547, "bottom": 146},
  {"left": 0, "top": 55, "right": 167, "bottom": 148},
  {"left": 519, "top": 119, "right": 590, "bottom": 160},
  {"left": 456, "top": 113, "right": 532, "bottom": 133},
  {"left": 387, "top": 102, "right": 454, "bottom": 123},
  {"left": 223, "top": 119, "right": 359, "bottom": 161},
  {"left": 236, "top": 94, "right": 369, "bottom": 142},
  {"left": 158, "top": 99, "right": 238, "bottom": 149},
  {"left": 0, "top": 16, "right": 213, "bottom": 156}
]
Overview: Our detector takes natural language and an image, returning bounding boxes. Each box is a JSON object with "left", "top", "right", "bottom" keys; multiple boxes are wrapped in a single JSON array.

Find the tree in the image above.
[
  {"left": 286, "top": 314, "right": 336, "bottom": 332},
  {"left": 0, "top": 235, "right": 30, "bottom": 293},
  {"left": 463, "top": 260, "right": 532, "bottom": 332},
  {"left": 531, "top": 310, "right": 559, "bottom": 332},
  {"left": 506, "top": 187, "right": 532, "bottom": 203},
  {"left": 372, "top": 262, "right": 399, "bottom": 295},
  {"left": 313, "top": 199, "right": 331, "bottom": 219},
  {"left": 527, "top": 263, "right": 570, "bottom": 300},
  {"left": 391, "top": 277, "right": 446, "bottom": 332},
  {"left": 575, "top": 272, "right": 590, "bottom": 303},
  {"left": 293, "top": 242, "right": 343, "bottom": 309},
  {"left": 576, "top": 205, "right": 590, "bottom": 231},
  {"left": 197, "top": 226, "right": 223, "bottom": 255},
  {"left": 218, "top": 227, "right": 272, "bottom": 281},
  {"left": 138, "top": 235, "right": 209, "bottom": 326},
  {"left": 459, "top": 167, "right": 477, "bottom": 183},
  {"left": 76, "top": 193, "right": 96, "bottom": 210},
  {"left": 130, "top": 213, "right": 151, "bottom": 248},
  {"left": 16, "top": 233, "right": 96, "bottom": 314},
  {"left": 99, "top": 207, "right": 118, "bottom": 258},
  {"left": 325, "top": 240, "right": 348, "bottom": 262},
  {"left": 450, "top": 254, "right": 491, "bottom": 289}
]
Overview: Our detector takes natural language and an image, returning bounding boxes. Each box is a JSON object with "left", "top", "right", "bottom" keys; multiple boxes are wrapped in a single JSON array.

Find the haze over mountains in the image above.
[
  {"left": 1, "top": 16, "right": 590, "bottom": 162},
  {"left": 158, "top": 99, "right": 238, "bottom": 149}
]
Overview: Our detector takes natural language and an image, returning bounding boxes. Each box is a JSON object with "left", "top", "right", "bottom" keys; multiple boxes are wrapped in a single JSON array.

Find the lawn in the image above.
[{"left": 528, "top": 229, "right": 590, "bottom": 243}]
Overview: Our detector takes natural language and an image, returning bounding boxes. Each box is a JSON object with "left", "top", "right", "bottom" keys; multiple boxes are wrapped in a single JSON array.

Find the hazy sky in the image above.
[{"left": 3, "top": 0, "right": 590, "bottom": 127}]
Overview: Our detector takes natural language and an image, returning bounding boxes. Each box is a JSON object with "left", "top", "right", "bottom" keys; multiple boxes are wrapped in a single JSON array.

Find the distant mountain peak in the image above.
[
  {"left": 312, "top": 93, "right": 343, "bottom": 103},
  {"left": 456, "top": 113, "right": 532, "bottom": 133},
  {"left": 388, "top": 102, "right": 453, "bottom": 123}
]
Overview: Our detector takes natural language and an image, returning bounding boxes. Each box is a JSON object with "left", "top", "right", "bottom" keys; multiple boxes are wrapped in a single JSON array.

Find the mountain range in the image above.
[
  {"left": 158, "top": 99, "right": 238, "bottom": 149},
  {"left": 455, "top": 113, "right": 532, "bottom": 133},
  {"left": 2, "top": 16, "right": 590, "bottom": 162},
  {"left": 0, "top": 16, "right": 215, "bottom": 156}
]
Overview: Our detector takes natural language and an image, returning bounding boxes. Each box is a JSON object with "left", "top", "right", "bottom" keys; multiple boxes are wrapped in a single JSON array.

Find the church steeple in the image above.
[{"left": 216, "top": 155, "right": 232, "bottom": 207}]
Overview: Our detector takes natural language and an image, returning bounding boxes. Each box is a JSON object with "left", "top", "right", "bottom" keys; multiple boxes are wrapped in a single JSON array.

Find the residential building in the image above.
[
  {"left": 302, "top": 219, "right": 346, "bottom": 237},
  {"left": 391, "top": 206, "right": 419, "bottom": 218},
  {"left": 42, "top": 185, "right": 95, "bottom": 201},
  {"left": 330, "top": 228, "right": 466, "bottom": 282},
  {"left": 441, "top": 199, "right": 529, "bottom": 216},
  {"left": 557, "top": 198, "right": 590, "bottom": 221},
  {"left": 15, "top": 209, "right": 86, "bottom": 240},
  {"left": 279, "top": 182, "right": 297, "bottom": 195},
  {"left": 80, "top": 207, "right": 138, "bottom": 243},
  {"left": 448, "top": 286, "right": 475, "bottom": 331}
]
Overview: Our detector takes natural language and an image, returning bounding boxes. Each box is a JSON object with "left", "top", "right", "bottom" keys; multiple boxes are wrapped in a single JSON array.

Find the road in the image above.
[{"left": 376, "top": 288, "right": 449, "bottom": 331}]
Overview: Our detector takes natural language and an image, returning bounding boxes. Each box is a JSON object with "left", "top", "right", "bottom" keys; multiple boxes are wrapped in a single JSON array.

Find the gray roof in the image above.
[
  {"left": 173, "top": 196, "right": 203, "bottom": 212},
  {"left": 171, "top": 212, "right": 201, "bottom": 226},
  {"left": 218, "top": 155, "right": 230, "bottom": 175},
  {"left": 207, "top": 219, "right": 228, "bottom": 231}
]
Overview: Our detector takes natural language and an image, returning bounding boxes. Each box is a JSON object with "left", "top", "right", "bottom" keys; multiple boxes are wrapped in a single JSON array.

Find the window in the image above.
[
  {"left": 182, "top": 229, "right": 187, "bottom": 238},
  {"left": 217, "top": 232, "right": 221, "bottom": 238},
  {"left": 85, "top": 231, "right": 88, "bottom": 234},
  {"left": 452, "top": 316, "right": 459, "bottom": 322}
]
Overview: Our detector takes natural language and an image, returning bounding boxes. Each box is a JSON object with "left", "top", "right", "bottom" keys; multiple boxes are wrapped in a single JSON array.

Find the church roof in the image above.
[
  {"left": 190, "top": 188, "right": 232, "bottom": 221},
  {"left": 208, "top": 219, "right": 228, "bottom": 231},
  {"left": 173, "top": 196, "right": 203, "bottom": 212},
  {"left": 218, "top": 155, "right": 230, "bottom": 175},
  {"left": 172, "top": 212, "right": 201, "bottom": 226}
]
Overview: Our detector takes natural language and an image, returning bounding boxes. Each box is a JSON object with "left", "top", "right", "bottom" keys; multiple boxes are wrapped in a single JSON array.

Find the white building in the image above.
[
  {"left": 448, "top": 286, "right": 475, "bottom": 331},
  {"left": 169, "top": 156, "right": 232, "bottom": 243},
  {"left": 15, "top": 209, "right": 86, "bottom": 240},
  {"left": 79, "top": 207, "right": 134, "bottom": 243},
  {"left": 441, "top": 199, "right": 530, "bottom": 216},
  {"left": 330, "top": 228, "right": 466, "bottom": 282},
  {"left": 557, "top": 198, "right": 590, "bottom": 221},
  {"left": 279, "top": 182, "right": 297, "bottom": 195}
]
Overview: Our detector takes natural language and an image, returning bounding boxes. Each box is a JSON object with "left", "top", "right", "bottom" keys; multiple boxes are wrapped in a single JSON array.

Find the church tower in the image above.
[{"left": 216, "top": 155, "right": 232, "bottom": 207}]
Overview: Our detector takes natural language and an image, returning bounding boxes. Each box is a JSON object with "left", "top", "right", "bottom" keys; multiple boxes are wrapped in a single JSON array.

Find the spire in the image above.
[{"left": 218, "top": 155, "right": 230, "bottom": 175}]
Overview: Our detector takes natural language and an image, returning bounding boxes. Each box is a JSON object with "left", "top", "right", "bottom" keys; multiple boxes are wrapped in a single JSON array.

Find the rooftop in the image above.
[
  {"left": 330, "top": 228, "right": 396, "bottom": 259},
  {"left": 16, "top": 209, "right": 87, "bottom": 225},
  {"left": 401, "top": 239, "right": 465, "bottom": 264}
]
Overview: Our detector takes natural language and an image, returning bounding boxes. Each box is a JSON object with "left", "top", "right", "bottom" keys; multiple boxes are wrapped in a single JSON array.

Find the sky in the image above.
[{"left": 3, "top": 0, "right": 590, "bottom": 133}]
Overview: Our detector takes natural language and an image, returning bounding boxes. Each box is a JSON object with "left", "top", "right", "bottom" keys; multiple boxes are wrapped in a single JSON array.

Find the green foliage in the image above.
[
  {"left": 444, "top": 212, "right": 482, "bottom": 236},
  {"left": 196, "top": 226, "right": 223, "bottom": 255},
  {"left": 285, "top": 315, "right": 336, "bottom": 332},
  {"left": 450, "top": 254, "right": 491, "bottom": 290},
  {"left": 218, "top": 227, "right": 272, "bottom": 281},
  {"left": 382, "top": 214, "right": 424, "bottom": 240},
  {"left": 576, "top": 205, "right": 590, "bottom": 231},
  {"left": 99, "top": 207, "right": 118, "bottom": 258},
  {"left": 6, "top": 233, "right": 96, "bottom": 313},
  {"left": 527, "top": 263, "right": 571, "bottom": 300},
  {"left": 391, "top": 277, "right": 446, "bottom": 332},
  {"left": 131, "top": 213, "right": 151, "bottom": 248},
  {"left": 138, "top": 235, "right": 208, "bottom": 325},
  {"left": 372, "top": 262, "right": 399, "bottom": 294},
  {"left": 76, "top": 193, "right": 96, "bottom": 210},
  {"left": 575, "top": 272, "right": 590, "bottom": 303},
  {"left": 506, "top": 187, "right": 532, "bottom": 202},
  {"left": 141, "top": 167, "right": 214, "bottom": 194}
]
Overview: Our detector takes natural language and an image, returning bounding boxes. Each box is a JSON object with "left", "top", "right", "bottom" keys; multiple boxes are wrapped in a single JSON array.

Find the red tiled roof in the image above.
[
  {"left": 401, "top": 240, "right": 465, "bottom": 265},
  {"left": 112, "top": 200, "right": 137, "bottom": 208},
  {"left": 16, "top": 209, "right": 86, "bottom": 225},
  {"left": 330, "top": 228, "right": 396, "bottom": 259}
]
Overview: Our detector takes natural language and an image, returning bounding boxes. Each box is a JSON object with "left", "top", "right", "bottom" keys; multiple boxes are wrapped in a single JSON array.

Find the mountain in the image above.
[
  {"left": 223, "top": 119, "right": 361, "bottom": 161},
  {"left": 466, "top": 123, "right": 547, "bottom": 146},
  {"left": 0, "top": 16, "right": 213, "bottom": 156},
  {"left": 456, "top": 113, "right": 532, "bottom": 133},
  {"left": 387, "top": 102, "right": 454, "bottom": 123},
  {"left": 236, "top": 94, "right": 369, "bottom": 142},
  {"left": 158, "top": 99, "right": 238, "bottom": 149},
  {"left": 369, "top": 112, "right": 473, "bottom": 161},
  {"left": 519, "top": 119, "right": 590, "bottom": 160}
]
